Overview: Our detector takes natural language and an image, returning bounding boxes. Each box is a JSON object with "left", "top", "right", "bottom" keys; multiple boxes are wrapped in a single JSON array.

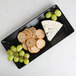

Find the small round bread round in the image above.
[
  {"left": 23, "top": 29, "right": 32, "bottom": 39},
  {"left": 31, "top": 46, "right": 40, "bottom": 53},
  {"left": 29, "top": 27, "right": 36, "bottom": 36},
  {"left": 26, "top": 37, "right": 36, "bottom": 48},
  {"left": 33, "top": 35, "right": 38, "bottom": 40},
  {"left": 28, "top": 47, "right": 34, "bottom": 53},
  {"left": 35, "top": 29, "right": 45, "bottom": 38},
  {"left": 22, "top": 42, "right": 28, "bottom": 50},
  {"left": 17, "top": 32, "right": 27, "bottom": 43},
  {"left": 36, "top": 39, "right": 46, "bottom": 49}
]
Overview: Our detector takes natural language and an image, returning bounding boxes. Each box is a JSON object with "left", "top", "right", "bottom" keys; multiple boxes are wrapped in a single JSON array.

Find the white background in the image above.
[{"left": 0, "top": 0, "right": 76, "bottom": 76}]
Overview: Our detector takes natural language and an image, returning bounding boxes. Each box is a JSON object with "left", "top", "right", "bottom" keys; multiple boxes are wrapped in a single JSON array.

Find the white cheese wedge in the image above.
[{"left": 41, "top": 20, "right": 63, "bottom": 41}]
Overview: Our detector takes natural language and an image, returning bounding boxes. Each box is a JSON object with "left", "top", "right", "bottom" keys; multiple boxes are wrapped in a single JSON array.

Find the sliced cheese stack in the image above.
[{"left": 41, "top": 20, "right": 63, "bottom": 41}]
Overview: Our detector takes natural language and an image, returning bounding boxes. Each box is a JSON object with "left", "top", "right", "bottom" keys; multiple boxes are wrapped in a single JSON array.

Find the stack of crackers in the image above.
[{"left": 17, "top": 27, "right": 46, "bottom": 53}]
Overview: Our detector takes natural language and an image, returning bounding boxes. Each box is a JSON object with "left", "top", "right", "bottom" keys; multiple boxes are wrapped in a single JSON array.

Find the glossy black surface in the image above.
[{"left": 1, "top": 5, "right": 74, "bottom": 69}]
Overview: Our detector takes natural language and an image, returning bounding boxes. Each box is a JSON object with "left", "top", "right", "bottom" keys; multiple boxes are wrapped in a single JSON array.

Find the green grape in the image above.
[
  {"left": 14, "top": 56, "right": 19, "bottom": 62},
  {"left": 19, "top": 50, "right": 25, "bottom": 56},
  {"left": 51, "top": 14, "right": 57, "bottom": 21},
  {"left": 24, "top": 53, "right": 30, "bottom": 58},
  {"left": 45, "top": 12, "right": 52, "bottom": 18},
  {"left": 11, "top": 45, "right": 16, "bottom": 52},
  {"left": 8, "top": 55, "right": 14, "bottom": 61},
  {"left": 7, "top": 50, "right": 13, "bottom": 55},
  {"left": 54, "top": 9, "right": 62, "bottom": 17},
  {"left": 14, "top": 52, "right": 18, "bottom": 57},
  {"left": 16, "top": 45, "right": 22, "bottom": 52},
  {"left": 19, "top": 57, "right": 24, "bottom": 63},
  {"left": 24, "top": 58, "right": 29, "bottom": 64}
]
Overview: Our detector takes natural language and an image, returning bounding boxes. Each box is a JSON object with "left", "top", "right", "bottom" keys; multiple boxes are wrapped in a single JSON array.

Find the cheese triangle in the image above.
[{"left": 41, "top": 20, "right": 63, "bottom": 41}]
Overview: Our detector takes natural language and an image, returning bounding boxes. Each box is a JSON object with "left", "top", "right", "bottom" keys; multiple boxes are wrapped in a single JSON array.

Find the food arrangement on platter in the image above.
[
  {"left": 6, "top": 9, "right": 62, "bottom": 65},
  {"left": 1, "top": 5, "right": 74, "bottom": 68}
]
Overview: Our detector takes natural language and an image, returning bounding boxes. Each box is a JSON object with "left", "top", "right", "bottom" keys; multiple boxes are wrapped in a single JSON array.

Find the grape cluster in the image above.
[
  {"left": 7, "top": 45, "right": 30, "bottom": 64},
  {"left": 45, "top": 9, "right": 62, "bottom": 21}
]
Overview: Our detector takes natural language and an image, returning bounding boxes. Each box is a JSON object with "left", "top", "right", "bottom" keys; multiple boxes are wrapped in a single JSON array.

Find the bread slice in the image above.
[
  {"left": 33, "top": 35, "right": 38, "bottom": 40},
  {"left": 22, "top": 42, "right": 28, "bottom": 50},
  {"left": 26, "top": 37, "right": 36, "bottom": 47},
  {"left": 23, "top": 29, "right": 32, "bottom": 39},
  {"left": 36, "top": 39, "right": 46, "bottom": 49},
  {"left": 28, "top": 47, "right": 34, "bottom": 53},
  {"left": 17, "top": 32, "right": 27, "bottom": 43},
  {"left": 31, "top": 45, "right": 40, "bottom": 53},
  {"left": 35, "top": 29, "right": 45, "bottom": 38},
  {"left": 29, "top": 27, "right": 36, "bottom": 36}
]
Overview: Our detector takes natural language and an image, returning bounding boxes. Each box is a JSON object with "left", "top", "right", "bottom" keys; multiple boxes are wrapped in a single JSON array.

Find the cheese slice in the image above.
[{"left": 41, "top": 20, "right": 63, "bottom": 41}]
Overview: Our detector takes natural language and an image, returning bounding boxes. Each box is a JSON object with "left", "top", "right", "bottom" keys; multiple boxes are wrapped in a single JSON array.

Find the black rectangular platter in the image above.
[{"left": 1, "top": 5, "right": 74, "bottom": 69}]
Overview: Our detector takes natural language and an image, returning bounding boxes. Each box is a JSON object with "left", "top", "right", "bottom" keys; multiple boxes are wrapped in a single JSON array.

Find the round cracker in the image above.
[
  {"left": 17, "top": 32, "right": 27, "bottom": 43},
  {"left": 28, "top": 47, "right": 34, "bottom": 53},
  {"left": 35, "top": 29, "right": 45, "bottom": 38},
  {"left": 29, "top": 27, "right": 36, "bottom": 36},
  {"left": 33, "top": 35, "right": 38, "bottom": 40},
  {"left": 26, "top": 37, "right": 36, "bottom": 47},
  {"left": 31, "top": 45, "right": 40, "bottom": 53},
  {"left": 22, "top": 42, "right": 28, "bottom": 50},
  {"left": 23, "top": 29, "right": 32, "bottom": 39},
  {"left": 36, "top": 39, "right": 46, "bottom": 49}
]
